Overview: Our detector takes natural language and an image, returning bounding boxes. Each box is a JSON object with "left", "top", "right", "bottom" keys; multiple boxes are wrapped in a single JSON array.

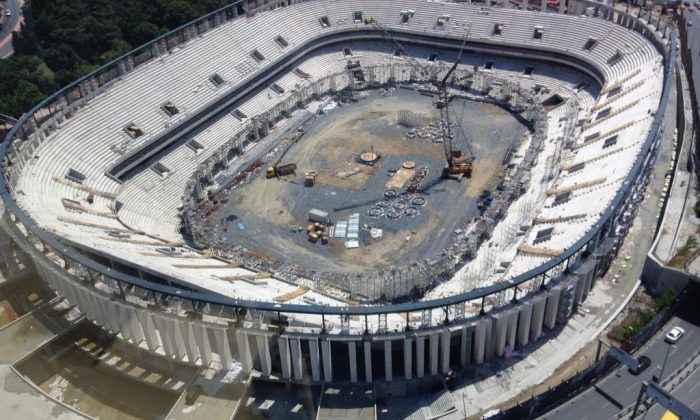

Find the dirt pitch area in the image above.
[{"left": 209, "top": 89, "right": 526, "bottom": 273}]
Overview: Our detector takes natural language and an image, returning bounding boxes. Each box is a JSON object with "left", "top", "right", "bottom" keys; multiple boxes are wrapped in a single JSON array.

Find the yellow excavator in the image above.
[{"left": 266, "top": 127, "right": 304, "bottom": 179}]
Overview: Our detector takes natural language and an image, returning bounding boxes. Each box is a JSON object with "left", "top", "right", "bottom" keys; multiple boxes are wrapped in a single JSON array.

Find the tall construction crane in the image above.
[
  {"left": 436, "top": 34, "right": 473, "bottom": 179},
  {"left": 374, "top": 20, "right": 473, "bottom": 179}
]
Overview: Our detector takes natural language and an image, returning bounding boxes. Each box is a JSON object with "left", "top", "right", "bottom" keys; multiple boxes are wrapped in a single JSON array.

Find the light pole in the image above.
[{"left": 656, "top": 342, "right": 674, "bottom": 383}]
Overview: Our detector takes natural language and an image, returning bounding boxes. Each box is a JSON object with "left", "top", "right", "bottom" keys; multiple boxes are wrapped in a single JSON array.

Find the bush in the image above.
[
  {"left": 653, "top": 288, "right": 676, "bottom": 311},
  {"left": 607, "top": 308, "right": 655, "bottom": 343}
]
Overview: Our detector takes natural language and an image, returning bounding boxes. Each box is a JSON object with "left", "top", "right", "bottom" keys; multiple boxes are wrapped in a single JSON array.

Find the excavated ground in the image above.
[{"left": 208, "top": 89, "right": 525, "bottom": 273}]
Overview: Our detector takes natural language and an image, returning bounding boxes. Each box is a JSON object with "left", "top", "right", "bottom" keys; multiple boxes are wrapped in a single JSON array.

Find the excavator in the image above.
[{"left": 266, "top": 127, "right": 304, "bottom": 178}]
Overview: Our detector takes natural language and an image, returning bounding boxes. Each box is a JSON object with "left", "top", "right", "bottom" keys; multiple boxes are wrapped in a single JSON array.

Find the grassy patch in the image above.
[
  {"left": 608, "top": 308, "right": 655, "bottom": 343},
  {"left": 668, "top": 236, "right": 698, "bottom": 269},
  {"left": 607, "top": 289, "right": 677, "bottom": 344}
]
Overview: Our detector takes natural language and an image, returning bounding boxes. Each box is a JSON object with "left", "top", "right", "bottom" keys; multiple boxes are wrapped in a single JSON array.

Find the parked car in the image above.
[
  {"left": 4, "top": 9, "right": 10, "bottom": 16},
  {"left": 665, "top": 326, "right": 685, "bottom": 344},
  {"left": 629, "top": 355, "right": 651, "bottom": 375}
]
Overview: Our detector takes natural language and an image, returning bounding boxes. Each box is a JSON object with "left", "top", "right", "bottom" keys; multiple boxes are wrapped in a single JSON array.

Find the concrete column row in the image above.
[
  {"left": 41, "top": 267, "right": 245, "bottom": 370},
  {"left": 40, "top": 240, "right": 606, "bottom": 385}
]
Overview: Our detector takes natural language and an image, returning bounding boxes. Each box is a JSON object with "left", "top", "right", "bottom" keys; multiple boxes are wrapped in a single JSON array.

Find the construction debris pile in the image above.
[
  {"left": 405, "top": 120, "right": 455, "bottom": 143},
  {"left": 367, "top": 189, "right": 427, "bottom": 220}
]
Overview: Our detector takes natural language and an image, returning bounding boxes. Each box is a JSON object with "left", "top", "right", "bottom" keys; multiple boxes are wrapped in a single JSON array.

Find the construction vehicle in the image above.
[
  {"left": 266, "top": 127, "right": 304, "bottom": 179},
  {"left": 436, "top": 34, "right": 473, "bottom": 179},
  {"left": 304, "top": 171, "right": 317, "bottom": 187},
  {"left": 374, "top": 20, "right": 473, "bottom": 179},
  {"left": 266, "top": 163, "right": 297, "bottom": 178}
]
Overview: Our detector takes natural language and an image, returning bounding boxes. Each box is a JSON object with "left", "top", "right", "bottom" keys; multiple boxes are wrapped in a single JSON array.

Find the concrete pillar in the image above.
[
  {"left": 180, "top": 321, "right": 200, "bottom": 364},
  {"left": 55, "top": 277, "right": 73, "bottom": 305},
  {"left": 531, "top": 295, "right": 547, "bottom": 341},
  {"left": 309, "top": 338, "right": 321, "bottom": 382},
  {"left": 363, "top": 341, "right": 373, "bottom": 382},
  {"left": 491, "top": 313, "right": 509, "bottom": 358},
  {"left": 170, "top": 317, "right": 188, "bottom": 360},
  {"left": 440, "top": 330, "right": 451, "bottom": 374},
  {"left": 67, "top": 283, "right": 83, "bottom": 313},
  {"left": 136, "top": 310, "right": 160, "bottom": 352},
  {"left": 111, "top": 302, "right": 129, "bottom": 339},
  {"left": 460, "top": 325, "right": 473, "bottom": 367},
  {"left": 483, "top": 317, "right": 495, "bottom": 362},
  {"left": 416, "top": 335, "right": 426, "bottom": 378},
  {"left": 321, "top": 340, "right": 333, "bottom": 382},
  {"left": 256, "top": 335, "right": 272, "bottom": 376},
  {"left": 115, "top": 303, "right": 137, "bottom": 343},
  {"left": 193, "top": 323, "right": 212, "bottom": 366},
  {"left": 105, "top": 299, "right": 122, "bottom": 335},
  {"left": 384, "top": 340, "right": 393, "bottom": 382},
  {"left": 279, "top": 337, "right": 292, "bottom": 379},
  {"left": 583, "top": 270, "right": 594, "bottom": 296},
  {"left": 213, "top": 327, "right": 233, "bottom": 369},
  {"left": 473, "top": 320, "right": 485, "bottom": 364},
  {"left": 236, "top": 331, "right": 253, "bottom": 371},
  {"left": 348, "top": 341, "right": 358, "bottom": 383},
  {"left": 290, "top": 338, "right": 303, "bottom": 381},
  {"left": 574, "top": 276, "right": 586, "bottom": 305},
  {"left": 517, "top": 302, "right": 533, "bottom": 348},
  {"left": 124, "top": 305, "right": 145, "bottom": 344},
  {"left": 404, "top": 337, "right": 413, "bottom": 380},
  {"left": 544, "top": 287, "right": 562, "bottom": 329},
  {"left": 429, "top": 333, "right": 439, "bottom": 375},
  {"left": 93, "top": 294, "right": 113, "bottom": 332},
  {"left": 506, "top": 310, "right": 519, "bottom": 352}
]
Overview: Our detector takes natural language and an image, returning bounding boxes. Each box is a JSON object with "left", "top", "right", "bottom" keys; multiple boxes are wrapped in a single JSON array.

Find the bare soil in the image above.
[{"left": 210, "top": 90, "right": 525, "bottom": 273}]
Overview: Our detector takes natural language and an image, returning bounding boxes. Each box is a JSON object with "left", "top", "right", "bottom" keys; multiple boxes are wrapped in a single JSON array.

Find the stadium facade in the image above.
[{"left": 0, "top": 0, "right": 675, "bottom": 390}]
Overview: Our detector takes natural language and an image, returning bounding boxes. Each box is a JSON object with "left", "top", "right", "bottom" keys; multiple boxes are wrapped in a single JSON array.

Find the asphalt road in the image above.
[
  {"left": 540, "top": 286, "right": 700, "bottom": 419},
  {"left": 642, "top": 366, "right": 700, "bottom": 419},
  {"left": 0, "top": 0, "right": 20, "bottom": 58},
  {"left": 685, "top": 7, "right": 700, "bottom": 116}
]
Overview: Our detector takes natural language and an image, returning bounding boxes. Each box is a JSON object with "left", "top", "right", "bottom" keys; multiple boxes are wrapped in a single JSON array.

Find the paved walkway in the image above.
[
  {"left": 652, "top": 56, "right": 695, "bottom": 265},
  {"left": 0, "top": 307, "right": 82, "bottom": 420}
]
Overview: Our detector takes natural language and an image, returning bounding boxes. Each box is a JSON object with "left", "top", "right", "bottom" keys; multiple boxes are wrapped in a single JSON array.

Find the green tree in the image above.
[{"left": 1, "top": 0, "right": 230, "bottom": 118}]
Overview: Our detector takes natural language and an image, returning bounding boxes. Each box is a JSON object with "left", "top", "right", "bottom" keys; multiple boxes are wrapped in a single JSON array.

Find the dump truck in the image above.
[
  {"left": 304, "top": 171, "right": 317, "bottom": 187},
  {"left": 266, "top": 163, "right": 297, "bottom": 178}
]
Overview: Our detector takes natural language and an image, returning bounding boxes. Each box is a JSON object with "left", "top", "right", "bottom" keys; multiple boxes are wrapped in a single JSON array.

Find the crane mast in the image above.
[
  {"left": 437, "top": 34, "right": 473, "bottom": 179},
  {"left": 373, "top": 20, "right": 473, "bottom": 178}
]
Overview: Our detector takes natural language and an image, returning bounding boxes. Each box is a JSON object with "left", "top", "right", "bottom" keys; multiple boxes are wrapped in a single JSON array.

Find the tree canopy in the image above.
[{"left": 0, "top": 0, "right": 229, "bottom": 117}]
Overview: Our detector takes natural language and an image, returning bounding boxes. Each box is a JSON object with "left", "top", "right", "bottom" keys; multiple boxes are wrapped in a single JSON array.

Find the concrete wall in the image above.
[{"left": 642, "top": 254, "right": 693, "bottom": 295}]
